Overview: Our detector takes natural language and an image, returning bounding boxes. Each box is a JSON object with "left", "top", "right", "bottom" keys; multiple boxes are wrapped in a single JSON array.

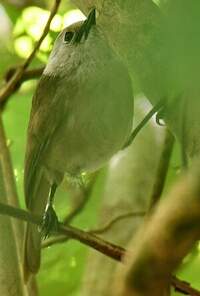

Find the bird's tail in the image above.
[
  {"left": 23, "top": 172, "right": 50, "bottom": 283},
  {"left": 24, "top": 221, "right": 41, "bottom": 282}
]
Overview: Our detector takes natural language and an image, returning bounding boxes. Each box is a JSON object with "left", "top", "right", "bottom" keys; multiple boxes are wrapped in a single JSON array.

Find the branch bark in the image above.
[
  {"left": 114, "top": 158, "right": 200, "bottom": 296},
  {"left": 0, "top": 200, "right": 199, "bottom": 295},
  {"left": 0, "top": 201, "right": 126, "bottom": 261}
]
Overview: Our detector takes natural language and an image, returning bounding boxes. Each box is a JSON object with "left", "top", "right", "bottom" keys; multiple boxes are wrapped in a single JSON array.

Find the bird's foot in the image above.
[{"left": 40, "top": 204, "right": 59, "bottom": 239}]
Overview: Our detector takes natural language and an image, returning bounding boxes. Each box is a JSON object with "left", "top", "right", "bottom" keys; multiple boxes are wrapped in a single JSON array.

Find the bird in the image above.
[{"left": 23, "top": 8, "right": 133, "bottom": 281}]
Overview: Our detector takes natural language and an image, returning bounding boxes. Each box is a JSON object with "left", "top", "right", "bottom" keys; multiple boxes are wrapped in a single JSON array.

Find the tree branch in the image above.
[
  {"left": 0, "top": 0, "right": 61, "bottom": 106},
  {"left": 116, "top": 159, "right": 200, "bottom": 296},
  {"left": 3, "top": 66, "right": 45, "bottom": 96},
  {"left": 0, "top": 201, "right": 126, "bottom": 261},
  {"left": 0, "top": 201, "right": 198, "bottom": 295},
  {"left": 89, "top": 211, "right": 146, "bottom": 235},
  {"left": 171, "top": 276, "right": 200, "bottom": 296},
  {"left": 124, "top": 100, "right": 164, "bottom": 148},
  {"left": 42, "top": 211, "right": 146, "bottom": 248}
]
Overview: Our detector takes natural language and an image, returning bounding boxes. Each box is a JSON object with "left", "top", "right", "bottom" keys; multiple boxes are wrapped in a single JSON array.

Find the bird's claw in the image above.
[{"left": 40, "top": 205, "right": 59, "bottom": 239}]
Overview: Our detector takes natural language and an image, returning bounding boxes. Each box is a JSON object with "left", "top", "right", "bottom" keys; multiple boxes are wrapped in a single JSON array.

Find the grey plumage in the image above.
[{"left": 24, "top": 17, "right": 133, "bottom": 281}]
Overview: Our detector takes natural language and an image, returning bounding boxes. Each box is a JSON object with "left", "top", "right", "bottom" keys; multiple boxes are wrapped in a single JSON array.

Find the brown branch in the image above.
[
  {"left": 17, "top": 67, "right": 45, "bottom": 81},
  {"left": 172, "top": 276, "right": 200, "bottom": 296},
  {"left": 0, "top": 67, "right": 45, "bottom": 109},
  {"left": 0, "top": 201, "right": 126, "bottom": 261},
  {"left": 59, "top": 223, "right": 125, "bottom": 261},
  {"left": 4, "top": 66, "right": 44, "bottom": 89},
  {"left": 118, "top": 159, "right": 200, "bottom": 296},
  {"left": 0, "top": 201, "right": 198, "bottom": 295},
  {"left": 42, "top": 210, "right": 146, "bottom": 248},
  {"left": 150, "top": 129, "right": 174, "bottom": 209},
  {"left": 0, "top": 0, "right": 61, "bottom": 106}
]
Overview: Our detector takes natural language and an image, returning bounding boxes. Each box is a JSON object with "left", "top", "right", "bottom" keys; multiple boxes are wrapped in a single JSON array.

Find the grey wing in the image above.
[
  {"left": 24, "top": 73, "right": 73, "bottom": 279},
  {"left": 24, "top": 74, "right": 68, "bottom": 209}
]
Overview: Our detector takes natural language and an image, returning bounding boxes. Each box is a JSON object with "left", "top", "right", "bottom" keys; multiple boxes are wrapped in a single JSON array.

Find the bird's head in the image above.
[
  {"left": 62, "top": 8, "right": 96, "bottom": 44},
  {"left": 44, "top": 9, "right": 97, "bottom": 76}
]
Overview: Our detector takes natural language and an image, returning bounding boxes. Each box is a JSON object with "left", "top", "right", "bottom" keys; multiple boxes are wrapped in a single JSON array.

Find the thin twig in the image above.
[
  {"left": 0, "top": 201, "right": 198, "bottom": 295},
  {"left": 3, "top": 66, "right": 45, "bottom": 94},
  {"left": 1, "top": 67, "right": 45, "bottom": 109},
  {"left": 123, "top": 99, "right": 164, "bottom": 148},
  {"left": 42, "top": 235, "right": 69, "bottom": 248},
  {"left": 171, "top": 276, "right": 200, "bottom": 296},
  {"left": 89, "top": 211, "right": 146, "bottom": 235},
  {"left": 19, "top": 67, "right": 45, "bottom": 80},
  {"left": 0, "top": 0, "right": 61, "bottom": 105},
  {"left": 150, "top": 129, "right": 174, "bottom": 209},
  {"left": 22, "top": 0, "right": 60, "bottom": 70},
  {"left": 0, "top": 201, "right": 126, "bottom": 261},
  {"left": 59, "top": 223, "right": 125, "bottom": 261},
  {"left": 42, "top": 211, "right": 146, "bottom": 248}
]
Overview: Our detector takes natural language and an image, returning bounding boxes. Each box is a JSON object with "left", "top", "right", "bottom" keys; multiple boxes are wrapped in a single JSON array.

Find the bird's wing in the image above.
[
  {"left": 24, "top": 73, "right": 74, "bottom": 280},
  {"left": 24, "top": 73, "right": 69, "bottom": 209}
]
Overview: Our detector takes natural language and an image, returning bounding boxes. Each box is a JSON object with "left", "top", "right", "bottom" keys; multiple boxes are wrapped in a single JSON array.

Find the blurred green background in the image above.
[{"left": 0, "top": 0, "right": 200, "bottom": 295}]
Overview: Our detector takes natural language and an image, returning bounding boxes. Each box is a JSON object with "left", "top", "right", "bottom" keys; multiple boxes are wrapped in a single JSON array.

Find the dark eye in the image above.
[{"left": 64, "top": 31, "right": 74, "bottom": 43}]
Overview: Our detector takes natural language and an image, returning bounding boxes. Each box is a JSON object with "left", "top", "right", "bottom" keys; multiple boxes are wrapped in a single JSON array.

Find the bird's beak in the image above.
[{"left": 72, "top": 8, "right": 96, "bottom": 44}]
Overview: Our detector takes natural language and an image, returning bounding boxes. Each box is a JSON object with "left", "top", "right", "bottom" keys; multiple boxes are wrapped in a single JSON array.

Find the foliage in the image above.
[{"left": 0, "top": 1, "right": 200, "bottom": 295}]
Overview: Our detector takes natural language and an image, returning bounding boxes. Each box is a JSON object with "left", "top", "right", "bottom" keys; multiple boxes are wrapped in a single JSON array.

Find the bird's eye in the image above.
[{"left": 64, "top": 31, "right": 74, "bottom": 43}]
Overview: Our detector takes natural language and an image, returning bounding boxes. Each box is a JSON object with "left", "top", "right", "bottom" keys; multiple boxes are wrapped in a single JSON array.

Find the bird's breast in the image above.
[{"left": 44, "top": 53, "right": 134, "bottom": 176}]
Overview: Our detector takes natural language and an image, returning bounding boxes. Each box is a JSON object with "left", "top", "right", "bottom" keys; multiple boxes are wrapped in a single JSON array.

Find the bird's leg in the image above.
[{"left": 41, "top": 183, "right": 59, "bottom": 239}]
